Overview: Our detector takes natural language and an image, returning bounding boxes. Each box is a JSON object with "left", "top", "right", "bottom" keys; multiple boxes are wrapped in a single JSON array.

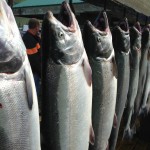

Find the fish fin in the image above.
[
  {"left": 112, "top": 57, "right": 118, "bottom": 78},
  {"left": 113, "top": 113, "right": 117, "bottom": 128},
  {"left": 83, "top": 54, "right": 92, "bottom": 86},
  {"left": 106, "top": 141, "right": 109, "bottom": 150},
  {"left": 122, "top": 127, "right": 134, "bottom": 140},
  {"left": 24, "top": 66, "right": 33, "bottom": 110},
  {"left": 89, "top": 124, "right": 95, "bottom": 145},
  {"left": 145, "top": 104, "right": 150, "bottom": 114},
  {"left": 139, "top": 106, "right": 150, "bottom": 117}
]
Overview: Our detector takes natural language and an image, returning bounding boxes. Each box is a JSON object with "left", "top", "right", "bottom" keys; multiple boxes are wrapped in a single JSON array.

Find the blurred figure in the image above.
[{"left": 23, "top": 18, "right": 41, "bottom": 111}]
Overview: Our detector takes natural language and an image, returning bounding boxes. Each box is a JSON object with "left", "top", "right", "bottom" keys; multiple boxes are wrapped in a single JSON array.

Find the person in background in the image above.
[{"left": 22, "top": 18, "right": 41, "bottom": 112}]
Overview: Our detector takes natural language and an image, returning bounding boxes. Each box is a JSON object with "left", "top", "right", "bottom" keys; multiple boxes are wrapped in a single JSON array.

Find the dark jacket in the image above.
[{"left": 23, "top": 31, "right": 41, "bottom": 77}]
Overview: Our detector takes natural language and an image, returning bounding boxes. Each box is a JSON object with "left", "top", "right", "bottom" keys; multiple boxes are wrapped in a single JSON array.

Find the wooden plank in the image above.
[{"left": 112, "top": 0, "right": 150, "bottom": 16}]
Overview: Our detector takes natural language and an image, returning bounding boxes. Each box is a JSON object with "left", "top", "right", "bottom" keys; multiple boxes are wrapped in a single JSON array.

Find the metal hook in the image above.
[
  {"left": 145, "top": 16, "right": 148, "bottom": 26},
  {"left": 136, "top": 12, "right": 139, "bottom": 22},
  {"left": 123, "top": 7, "right": 127, "bottom": 18}
]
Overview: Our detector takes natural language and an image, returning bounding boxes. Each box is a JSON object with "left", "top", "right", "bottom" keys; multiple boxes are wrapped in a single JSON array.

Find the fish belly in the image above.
[{"left": 41, "top": 64, "right": 92, "bottom": 150}]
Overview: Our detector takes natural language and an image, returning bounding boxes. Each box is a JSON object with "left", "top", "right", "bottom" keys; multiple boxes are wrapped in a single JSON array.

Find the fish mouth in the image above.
[
  {"left": 93, "top": 11, "right": 109, "bottom": 33},
  {"left": 132, "top": 22, "right": 141, "bottom": 51},
  {"left": 134, "top": 22, "right": 141, "bottom": 33},
  {"left": 43, "top": 2, "right": 83, "bottom": 65},
  {"left": 84, "top": 19, "right": 112, "bottom": 59},
  {"left": 93, "top": 12, "right": 112, "bottom": 59},
  {"left": 59, "top": 1, "right": 75, "bottom": 31},
  {"left": 115, "top": 18, "right": 130, "bottom": 53},
  {"left": 118, "top": 18, "right": 129, "bottom": 32}
]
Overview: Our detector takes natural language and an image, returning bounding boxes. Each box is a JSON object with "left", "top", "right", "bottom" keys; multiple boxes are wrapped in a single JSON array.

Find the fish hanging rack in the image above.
[
  {"left": 112, "top": 0, "right": 150, "bottom": 25},
  {"left": 104, "top": 0, "right": 107, "bottom": 11}
]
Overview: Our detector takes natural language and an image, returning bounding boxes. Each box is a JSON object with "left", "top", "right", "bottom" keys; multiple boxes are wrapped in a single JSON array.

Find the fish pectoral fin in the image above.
[
  {"left": 112, "top": 57, "right": 118, "bottom": 78},
  {"left": 89, "top": 124, "right": 95, "bottom": 145},
  {"left": 24, "top": 66, "right": 33, "bottom": 110},
  {"left": 106, "top": 141, "right": 109, "bottom": 150},
  {"left": 113, "top": 113, "right": 117, "bottom": 128},
  {"left": 82, "top": 57, "right": 92, "bottom": 86}
]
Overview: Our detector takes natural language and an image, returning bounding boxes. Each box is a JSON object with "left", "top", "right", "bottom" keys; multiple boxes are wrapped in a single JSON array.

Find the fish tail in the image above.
[
  {"left": 139, "top": 106, "right": 150, "bottom": 117},
  {"left": 122, "top": 127, "right": 134, "bottom": 140}
]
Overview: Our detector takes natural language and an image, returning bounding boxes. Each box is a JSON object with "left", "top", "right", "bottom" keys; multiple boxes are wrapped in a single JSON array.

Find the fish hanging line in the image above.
[
  {"left": 123, "top": 7, "right": 127, "bottom": 18},
  {"left": 69, "top": 0, "right": 76, "bottom": 15},
  {"left": 104, "top": 0, "right": 107, "bottom": 11},
  {"left": 145, "top": 16, "right": 148, "bottom": 26},
  {"left": 135, "top": 13, "right": 148, "bottom": 26},
  {"left": 136, "top": 12, "right": 139, "bottom": 22}
]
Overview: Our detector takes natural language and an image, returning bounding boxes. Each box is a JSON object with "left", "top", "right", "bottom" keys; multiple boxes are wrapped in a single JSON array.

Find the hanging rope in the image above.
[
  {"left": 104, "top": 0, "right": 107, "bottom": 11},
  {"left": 69, "top": 0, "right": 76, "bottom": 15},
  {"left": 136, "top": 12, "right": 139, "bottom": 22},
  {"left": 123, "top": 7, "right": 127, "bottom": 18}
]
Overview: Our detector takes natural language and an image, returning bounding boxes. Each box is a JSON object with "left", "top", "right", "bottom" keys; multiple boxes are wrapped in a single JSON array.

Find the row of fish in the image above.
[
  {"left": 0, "top": 0, "right": 149, "bottom": 150},
  {"left": 42, "top": 1, "right": 150, "bottom": 150}
]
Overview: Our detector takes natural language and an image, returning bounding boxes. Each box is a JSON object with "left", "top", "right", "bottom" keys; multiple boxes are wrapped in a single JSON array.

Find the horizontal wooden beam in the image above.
[
  {"left": 112, "top": 0, "right": 150, "bottom": 16},
  {"left": 13, "top": 3, "right": 103, "bottom": 16}
]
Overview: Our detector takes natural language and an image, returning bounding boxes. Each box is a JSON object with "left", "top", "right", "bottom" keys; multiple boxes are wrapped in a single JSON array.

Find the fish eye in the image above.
[
  {"left": 58, "top": 32, "right": 64, "bottom": 38},
  {"left": 97, "top": 36, "right": 101, "bottom": 42}
]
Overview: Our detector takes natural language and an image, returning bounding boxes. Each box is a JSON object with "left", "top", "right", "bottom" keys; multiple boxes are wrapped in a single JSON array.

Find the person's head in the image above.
[{"left": 28, "top": 18, "right": 40, "bottom": 35}]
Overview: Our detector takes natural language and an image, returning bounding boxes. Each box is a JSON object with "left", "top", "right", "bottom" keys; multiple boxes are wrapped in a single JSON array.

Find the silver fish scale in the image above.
[
  {"left": 0, "top": 80, "right": 31, "bottom": 150},
  {"left": 142, "top": 54, "right": 150, "bottom": 109},
  {"left": 90, "top": 58, "right": 117, "bottom": 150},
  {"left": 42, "top": 61, "right": 92, "bottom": 150},
  {"left": 59, "top": 65, "right": 91, "bottom": 150}
]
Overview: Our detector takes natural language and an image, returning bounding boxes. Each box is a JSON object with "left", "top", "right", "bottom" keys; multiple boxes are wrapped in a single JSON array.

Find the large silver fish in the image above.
[
  {"left": 109, "top": 18, "right": 130, "bottom": 150},
  {"left": 133, "top": 26, "right": 150, "bottom": 123},
  {"left": 83, "top": 11, "right": 117, "bottom": 150},
  {"left": 144, "top": 93, "right": 150, "bottom": 114},
  {"left": 123, "top": 22, "right": 142, "bottom": 139},
  {"left": 140, "top": 46, "right": 150, "bottom": 115},
  {"left": 0, "top": 0, "right": 41, "bottom": 150},
  {"left": 41, "top": 2, "right": 92, "bottom": 150}
]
